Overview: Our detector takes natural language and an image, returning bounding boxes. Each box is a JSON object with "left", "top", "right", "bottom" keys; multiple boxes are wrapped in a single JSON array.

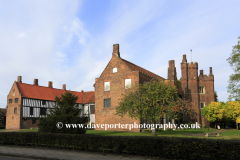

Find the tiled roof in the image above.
[
  {"left": 122, "top": 59, "right": 165, "bottom": 80},
  {"left": 16, "top": 82, "right": 84, "bottom": 104},
  {"left": 83, "top": 91, "right": 95, "bottom": 104}
]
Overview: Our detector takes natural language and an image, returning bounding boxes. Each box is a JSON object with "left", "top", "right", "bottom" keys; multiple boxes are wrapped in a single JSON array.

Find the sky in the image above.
[{"left": 0, "top": 0, "right": 240, "bottom": 108}]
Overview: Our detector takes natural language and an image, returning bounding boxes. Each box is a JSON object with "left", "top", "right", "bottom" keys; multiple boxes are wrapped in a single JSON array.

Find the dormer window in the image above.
[
  {"left": 104, "top": 82, "right": 110, "bottom": 91},
  {"left": 113, "top": 67, "right": 117, "bottom": 73},
  {"left": 199, "top": 86, "right": 205, "bottom": 94}
]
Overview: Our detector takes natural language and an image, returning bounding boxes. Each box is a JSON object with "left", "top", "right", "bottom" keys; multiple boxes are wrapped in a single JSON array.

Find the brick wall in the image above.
[
  {"left": 199, "top": 68, "right": 214, "bottom": 126},
  {"left": 21, "top": 118, "right": 39, "bottom": 129},
  {"left": 95, "top": 50, "right": 140, "bottom": 132},
  {"left": 6, "top": 82, "right": 22, "bottom": 129},
  {"left": 180, "top": 54, "right": 215, "bottom": 127}
]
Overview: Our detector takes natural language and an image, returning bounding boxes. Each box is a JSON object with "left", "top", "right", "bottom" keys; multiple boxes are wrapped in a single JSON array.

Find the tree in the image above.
[
  {"left": 177, "top": 79, "right": 181, "bottom": 87},
  {"left": 201, "top": 102, "right": 226, "bottom": 128},
  {"left": 214, "top": 91, "right": 219, "bottom": 102},
  {"left": 227, "top": 36, "right": 240, "bottom": 101},
  {"left": 202, "top": 101, "right": 240, "bottom": 129},
  {"left": 115, "top": 79, "right": 198, "bottom": 126},
  {"left": 170, "top": 98, "right": 198, "bottom": 125},
  {"left": 224, "top": 101, "right": 240, "bottom": 128},
  {"left": 38, "top": 92, "right": 88, "bottom": 134}
]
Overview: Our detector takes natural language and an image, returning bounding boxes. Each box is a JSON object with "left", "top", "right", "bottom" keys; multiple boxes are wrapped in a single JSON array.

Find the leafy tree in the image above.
[
  {"left": 201, "top": 102, "right": 225, "bottom": 128},
  {"left": 224, "top": 101, "right": 240, "bottom": 123},
  {"left": 38, "top": 92, "right": 88, "bottom": 134},
  {"left": 177, "top": 79, "right": 181, "bottom": 87},
  {"left": 202, "top": 101, "right": 240, "bottom": 128},
  {"left": 115, "top": 79, "right": 198, "bottom": 125},
  {"left": 214, "top": 91, "right": 219, "bottom": 102},
  {"left": 170, "top": 98, "right": 198, "bottom": 125},
  {"left": 227, "top": 36, "right": 240, "bottom": 101}
]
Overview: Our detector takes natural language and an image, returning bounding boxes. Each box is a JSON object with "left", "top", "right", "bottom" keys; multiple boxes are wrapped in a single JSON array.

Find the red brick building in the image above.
[
  {"left": 95, "top": 44, "right": 214, "bottom": 131},
  {"left": 180, "top": 55, "right": 214, "bottom": 126},
  {"left": 6, "top": 77, "right": 95, "bottom": 129}
]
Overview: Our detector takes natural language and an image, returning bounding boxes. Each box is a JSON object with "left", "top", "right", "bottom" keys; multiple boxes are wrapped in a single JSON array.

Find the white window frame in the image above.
[
  {"left": 125, "top": 79, "right": 131, "bottom": 89},
  {"left": 104, "top": 81, "right": 110, "bottom": 91},
  {"left": 113, "top": 67, "right": 117, "bottom": 73}
]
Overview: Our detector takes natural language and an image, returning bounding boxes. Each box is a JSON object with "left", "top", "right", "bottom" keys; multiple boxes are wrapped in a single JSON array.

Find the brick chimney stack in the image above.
[
  {"left": 200, "top": 70, "right": 203, "bottom": 76},
  {"left": 209, "top": 67, "right": 213, "bottom": 75},
  {"left": 17, "top": 76, "right": 22, "bottom": 83},
  {"left": 182, "top": 54, "right": 187, "bottom": 63},
  {"left": 112, "top": 44, "right": 120, "bottom": 57},
  {"left": 168, "top": 60, "right": 177, "bottom": 80},
  {"left": 48, "top": 81, "right": 53, "bottom": 88},
  {"left": 62, "top": 84, "right": 66, "bottom": 90},
  {"left": 33, "top": 79, "right": 38, "bottom": 86},
  {"left": 81, "top": 90, "right": 84, "bottom": 93}
]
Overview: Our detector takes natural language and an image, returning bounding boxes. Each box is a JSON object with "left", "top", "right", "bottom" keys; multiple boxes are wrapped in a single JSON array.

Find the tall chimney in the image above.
[
  {"left": 182, "top": 54, "right": 187, "bottom": 63},
  {"left": 17, "top": 76, "right": 22, "bottom": 83},
  {"left": 200, "top": 70, "right": 203, "bottom": 76},
  {"left": 48, "top": 81, "right": 53, "bottom": 88},
  {"left": 33, "top": 79, "right": 38, "bottom": 86},
  {"left": 209, "top": 67, "right": 213, "bottom": 75},
  {"left": 62, "top": 84, "right": 66, "bottom": 90},
  {"left": 112, "top": 44, "right": 120, "bottom": 57}
]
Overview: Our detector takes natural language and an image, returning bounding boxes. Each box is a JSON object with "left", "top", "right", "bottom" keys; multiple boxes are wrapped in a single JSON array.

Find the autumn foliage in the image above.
[{"left": 202, "top": 101, "right": 240, "bottom": 124}]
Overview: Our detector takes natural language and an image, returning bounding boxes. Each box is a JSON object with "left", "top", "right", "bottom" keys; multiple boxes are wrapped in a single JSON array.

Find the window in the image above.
[
  {"left": 32, "top": 119, "right": 36, "bottom": 124},
  {"left": 30, "top": 107, "right": 33, "bottom": 115},
  {"left": 15, "top": 98, "right": 19, "bottom": 103},
  {"left": 104, "top": 82, "right": 110, "bottom": 91},
  {"left": 14, "top": 108, "right": 17, "bottom": 114},
  {"left": 42, "top": 100, "right": 46, "bottom": 105},
  {"left": 200, "top": 102, "right": 205, "bottom": 109},
  {"left": 104, "top": 99, "right": 111, "bottom": 108},
  {"left": 40, "top": 108, "right": 47, "bottom": 115},
  {"left": 125, "top": 79, "right": 131, "bottom": 89},
  {"left": 90, "top": 105, "right": 95, "bottom": 114},
  {"left": 13, "top": 90, "right": 15, "bottom": 96},
  {"left": 113, "top": 67, "right": 117, "bottom": 73},
  {"left": 9, "top": 99, "right": 12, "bottom": 103},
  {"left": 199, "top": 86, "right": 205, "bottom": 94}
]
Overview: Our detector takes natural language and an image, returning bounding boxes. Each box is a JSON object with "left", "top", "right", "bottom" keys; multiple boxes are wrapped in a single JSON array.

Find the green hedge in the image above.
[{"left": 0, "top": 132, "right": 239, "bottom": 159}]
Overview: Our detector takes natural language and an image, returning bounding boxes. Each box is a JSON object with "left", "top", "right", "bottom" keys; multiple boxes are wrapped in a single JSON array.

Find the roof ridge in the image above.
[
  {"left": 121, "top": 58, "right": 165, "bottom": 80},
  {"left": 16, "top": 82, "right": 93, "bottom": 93}
]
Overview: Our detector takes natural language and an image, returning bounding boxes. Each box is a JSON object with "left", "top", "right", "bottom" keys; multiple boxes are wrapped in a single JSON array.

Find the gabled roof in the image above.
[
  {"left": 16, "top": 82, "right": 85, "bottom": 104},
  {"left": 83, "top": 91, "right": 95, "bottom": 104},
  {"left": 122, "top": 59, "right": 165, "bottom": 80}
]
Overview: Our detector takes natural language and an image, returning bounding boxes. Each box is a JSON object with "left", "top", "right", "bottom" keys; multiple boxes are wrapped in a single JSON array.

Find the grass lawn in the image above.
[
  {"left": 86, "top": 128, "right": 217, "bottom": 136},
  {"left": 1, "top": 128, "right": 239, "bottom": 140},
  {"left": 19, "top": 128, "right": 38, "bottom": 132},
  {"left": 220, "top": 130, "right": 240, "bottom": 139}
]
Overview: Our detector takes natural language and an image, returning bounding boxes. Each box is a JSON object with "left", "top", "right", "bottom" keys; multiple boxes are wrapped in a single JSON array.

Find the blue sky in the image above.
[{"left": 0, "top": 0, "right": 240, "bottom": 108}]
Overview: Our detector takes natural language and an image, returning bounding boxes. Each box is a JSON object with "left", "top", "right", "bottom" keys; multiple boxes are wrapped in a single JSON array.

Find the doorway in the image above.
[{"left": 23, "top": 119, "right": 27, "bottom": 129}]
